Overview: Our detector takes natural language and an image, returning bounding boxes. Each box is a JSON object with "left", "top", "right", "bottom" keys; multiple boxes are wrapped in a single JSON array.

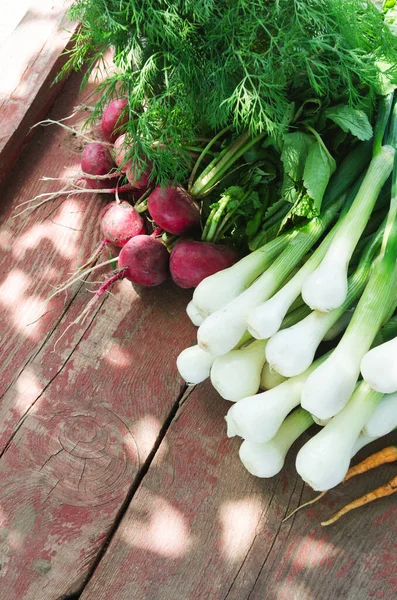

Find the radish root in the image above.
[
  {"left": 31, "top": 117, "right": 112, "bottom": 146},
  {"left": 13, "top": 184, "right": 133, "bottom": 218},
  {"left": 52, "top": 268, "right": 126, "bottom": 351},
  {"left": 41, "top": 170, "right": 121, "bottom": 182},
  {"left": 46, "top": 256, "right": 118, "bottom": 303}
]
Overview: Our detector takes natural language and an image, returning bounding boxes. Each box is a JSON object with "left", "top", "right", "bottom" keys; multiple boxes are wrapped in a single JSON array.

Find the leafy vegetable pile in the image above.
[
  {"left": 23, "top": 0, "right": 397, "bottom": 524},
  {"left": 178, "top": 93, "right": 397, "bottom": 525},
  {"left": 64, "top": 0, "right": 397, "bottom": 183}
]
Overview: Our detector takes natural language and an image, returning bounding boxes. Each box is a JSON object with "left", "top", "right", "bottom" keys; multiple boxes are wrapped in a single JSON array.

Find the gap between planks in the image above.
[{"left": 66, "top": 384, "right": 196, "bottom": 600}]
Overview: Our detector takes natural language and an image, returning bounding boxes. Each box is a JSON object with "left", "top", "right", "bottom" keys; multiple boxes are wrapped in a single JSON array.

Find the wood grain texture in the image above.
[
  {"left": 0, "top": 70, "right": 101, "bottom": 435},
  {"left": 80, "top": 381, "right": 397, "bottom": 600},
  {"left": 0, "top": 70, "right": 198, "bottom": 598},
  {"left": 1, "top": 17, "right": 396, "bottom": 600},
  {"left": 0, "top": 0, "right": 78, "bottom": 186}
]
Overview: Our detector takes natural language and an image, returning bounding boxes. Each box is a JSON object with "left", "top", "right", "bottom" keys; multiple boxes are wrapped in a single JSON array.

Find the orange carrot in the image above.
[
  {"left": 344, "top": 446, "right": 397, "bottom": 482},
  {"left": 321, "top": 474, "right": 397, "bottom": 526},
  {"left": 287, "top": 446, "right": 397, "bottom": 523}
]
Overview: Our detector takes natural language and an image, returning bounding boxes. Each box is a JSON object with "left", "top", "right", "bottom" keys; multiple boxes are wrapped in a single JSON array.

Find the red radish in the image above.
[
  {"left": 118, "top": 235, "right": 169, "bottom": 286},
  {"left": 81, "top": 142, "right": 115, "bottom": 189},
  {"left": 100, "top": 200, "right": 145, "bottom": 247},
  {"left": 113, "top": 134, "right": 132, "bottom": 171},
  {"left": 114, "top": 135, "right": 152, "bottom": 188},
  {"left": 125, "top": 161, "right": 153, "bottom": 190},
  {"left": 75, "top": 201, "right": 145, "bottom": 274},
  {"left": 51, "top": 235, "right": 170, "bottom": 345},
  {"left": 147, "top": 186, "right": 200, "bottom": 235},
  {"left": 170, "top": 239, "right": 240, "bottom": 288},
  {"left": 101, "top": 99, "right": 129, "bottom": 142}
]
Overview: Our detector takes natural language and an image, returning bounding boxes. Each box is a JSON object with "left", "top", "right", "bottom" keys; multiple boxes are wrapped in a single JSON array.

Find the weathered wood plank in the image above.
[
  {"left": 0, "top": 0, "right": 78, "bottom": 186},
  {"left": 79, "top": 381, "right": 397, "bottom": 600},
  {"left": 0, "top": 277, "right": 196, "bottom": 599},
  {"left": 0, "top": 69, "right": 101, "bottom": 432},
  {"left": 0, "top": 65, "right": 198, "bottom": 598},
  {"left": 0, "top": 0, "right": 31, "bottom": 44}
]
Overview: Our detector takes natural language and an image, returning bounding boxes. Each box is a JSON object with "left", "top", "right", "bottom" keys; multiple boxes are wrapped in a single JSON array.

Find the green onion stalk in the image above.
[
  {"left": 239, "top": 407, "right": 314, "bottom": 478},
  {"left": 197, "top": 197, "right": 345, "bottom": 356},
  {"left": 265, "top": 218, "right": 387, "bottom": 377},
  {"left": 189, "top": 131, "right": 266, "bottom": 198},
  {"left": 208, "top": 301, "right": 311, "bottom": 402},
  {"left": 301, "top": 111, "right": 397, "bottom": 421},
  {"left": 246, "top": 177, "right": 368, "bottom": 341},
  {"left": 296, "top": 381, "right": 383, "bottom": 491}
]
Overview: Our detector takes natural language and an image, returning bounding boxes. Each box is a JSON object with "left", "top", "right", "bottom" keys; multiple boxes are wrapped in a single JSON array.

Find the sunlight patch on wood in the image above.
[
  {"left": 14, "top": 366, "right": 43, "bottom": 415},
  {"left": 0, "top": 269, "right": 30, "bottom": 306},
  {"left": 292, "top": 535, "right": 340, "bottom": 569},
  {"left": 0, "top": 226, "right": 14, "bottom": 252},
  {"left": 14, "top": 198, "right": 82, "bottom": 260},
  {"left": 131, "top": 415, "right": 169, "bottom": 466},
  {"left": 218, "top": 497, "right": 263, "bottom": 562},
  {"left": 0, "top": 269, "right": 45, "bottom": 339},
  {"left": 121, "top": 493, "right": 192, "bottom": 559},
  {"left": 102, "top": 343, "right": 132, "bottom": 368},
  {"left": 276, "top": 580, "right": 317, "bottom": 600}
]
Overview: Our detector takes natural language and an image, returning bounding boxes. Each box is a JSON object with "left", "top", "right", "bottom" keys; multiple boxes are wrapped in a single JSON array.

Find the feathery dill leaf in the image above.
[{"left": 63, "top": 0, "right": 397, "bottom": 183}]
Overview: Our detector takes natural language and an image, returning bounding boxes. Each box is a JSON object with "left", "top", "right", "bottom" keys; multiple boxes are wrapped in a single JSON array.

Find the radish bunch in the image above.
[{"left": 45, "top": 95, "right": 244, "bottom": 335}]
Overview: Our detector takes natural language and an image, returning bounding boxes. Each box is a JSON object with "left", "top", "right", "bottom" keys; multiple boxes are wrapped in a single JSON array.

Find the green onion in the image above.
[
  {"left": 225, "top": 353, "right": 329, "bottom": 444},
  {"left": 239, "top": 408, "right": 314, "bottom": 478},
  {"left": 302, "top": 151, "right": 397, "bottom": 419},
  {"left": 197, "top": 200, "right": 343, "bottom": 356},
  {"left": 265, "top": 220, "right": 386, "bottom": 377},
  {"left": 302, "top": 145, "right": 395, "bottom": 312},
  {"left": 296, "top": 382, "right": 383, "bottom": 491},
  {"left": 362, "top": 393, "right": 397, "bottom": 437}
]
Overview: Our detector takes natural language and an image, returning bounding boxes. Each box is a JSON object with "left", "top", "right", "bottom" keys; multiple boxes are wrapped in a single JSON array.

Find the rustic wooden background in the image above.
[{"left": 0, "top": 4, "right": 396, "bottom": 600}]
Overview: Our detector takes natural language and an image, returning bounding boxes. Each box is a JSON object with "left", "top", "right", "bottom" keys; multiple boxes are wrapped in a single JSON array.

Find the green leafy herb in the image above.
[
  {"left": 325, "top": 105, "right": 373, "bottom": 141},
  {"left": 109, "top": 252, "right": 117, "bottom": 270},
  {"left": 281, "top": 133, "right": 314, "bottom": 183},
  {"left": 303, "top": 139, "right": 337, "bottom": 212},
  {"left": 62, "top": 0, "right": 397, "bottom": 182}
]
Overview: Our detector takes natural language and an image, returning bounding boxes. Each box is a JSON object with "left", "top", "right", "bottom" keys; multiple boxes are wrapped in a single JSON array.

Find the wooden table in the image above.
[{"left": 0, "top": 11, "right": 396, "bottom": 600}]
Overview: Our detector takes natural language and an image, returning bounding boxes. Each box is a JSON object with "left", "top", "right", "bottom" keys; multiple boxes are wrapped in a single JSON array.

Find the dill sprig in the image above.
[{"left": 63, "top": 0, "right": 397, "bottom": 183}]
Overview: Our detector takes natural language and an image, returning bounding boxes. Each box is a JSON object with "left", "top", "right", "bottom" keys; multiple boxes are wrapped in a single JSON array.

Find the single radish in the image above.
[
  {"left": 101, "top": 99, "right": 129, "bottom": 142},
  {"left": 50, "top": 235, "right": 170, "bottom": 346},
  {"left": 147, "top": 186, "right": 200, "bottom": 235},
  {"left": 114, "top": 135, "right": 152, "bottom": 189},
  {"left": 118, "top": 235, "right": 169, "bottom": 286},
  {"left": 81, "top": 142, "right": 115, "bottom": 189},
  {"left": 75, "top": 201, "right": 145, "bottom": 274},
  {"left": 170, "top": 239, "right": 240, "bottom": 288},
  {"left": 113, "top": 134, "right": 132, "bottom": 171},
  {"left": 126, "top": 161, "right": 153, "bottom": 190},
  {"left": 100, "top": 200, "right": 145, "bottom": 247}
]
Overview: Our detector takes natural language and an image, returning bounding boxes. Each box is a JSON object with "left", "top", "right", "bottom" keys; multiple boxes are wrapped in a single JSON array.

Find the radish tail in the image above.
[
  {"left": 31, "top": 118, "right": 112, "bottom": 146},
  {"left": 52, "top": 268, "right": 127, "bottom": 350},
  {"left": 14, "top": 185, "right": 133, "bottom": 218},
  {"left": 73, "top": 239, "right": 110, "bottom": 276},
  {"left": 46, "top": 257, "right": 118, "bottom": 303}
]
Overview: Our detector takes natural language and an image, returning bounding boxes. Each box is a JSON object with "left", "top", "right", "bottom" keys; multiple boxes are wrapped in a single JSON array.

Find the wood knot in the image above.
[
  {"left": 31, "top": 407, "right": 137, "bottom": 507},
  {"left": 59, "top": 416, "right": 108, "bottom": 459}
]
